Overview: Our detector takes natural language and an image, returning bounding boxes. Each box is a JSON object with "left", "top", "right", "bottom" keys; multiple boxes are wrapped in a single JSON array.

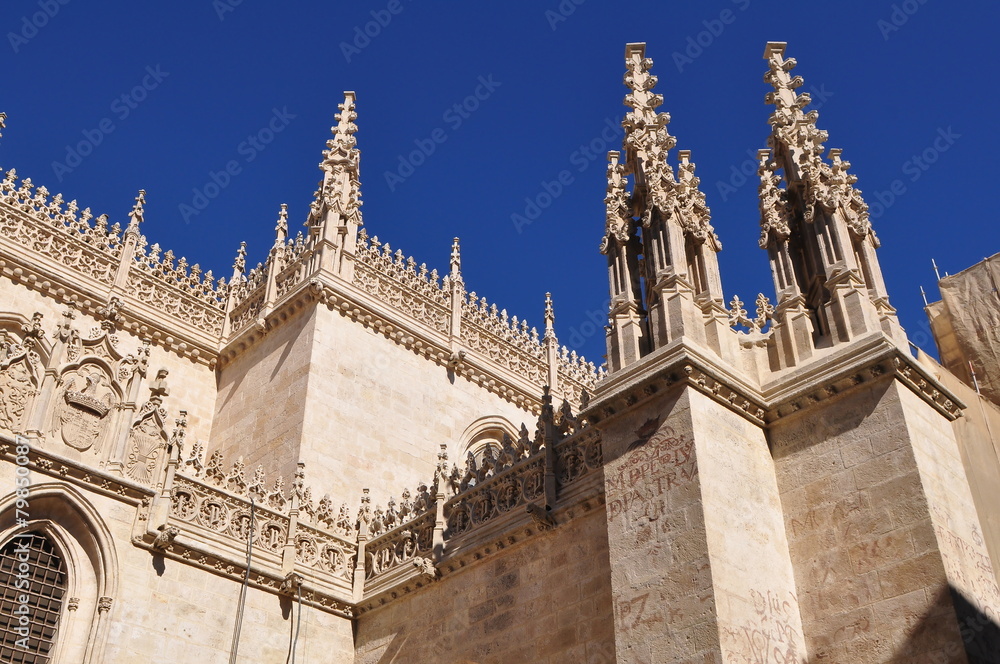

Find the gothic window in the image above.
[{"left": 0, "top": 532, "right": 67, "bottom": 664}]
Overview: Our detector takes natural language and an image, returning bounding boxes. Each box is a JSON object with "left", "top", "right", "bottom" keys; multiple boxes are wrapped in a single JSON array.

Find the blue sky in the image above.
[{"left": 2, "top": 1, "right": 995, "bottom": 365}]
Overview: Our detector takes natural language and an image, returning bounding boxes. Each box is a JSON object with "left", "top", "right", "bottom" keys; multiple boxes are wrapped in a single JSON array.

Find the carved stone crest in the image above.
[
  {"left": 57, "top": 364, "right": 116, "bottom": 451},
  {"left": 124, "top": 409, "right": 167, "bottom": 485}
]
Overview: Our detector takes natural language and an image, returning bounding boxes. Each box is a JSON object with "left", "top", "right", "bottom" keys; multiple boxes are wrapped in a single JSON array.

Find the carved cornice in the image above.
[
  {"left": 586, "top": 334, "right": 964, "bottom": 428},
  {"left": 586, "top": 341, "right": 767, "bottom": 427},
  {"left": 0, "top": 433, "right": 153, "bottom": 503},
  {"left": 130, "top": 531, "right": 354, "bottom": 618},
  {"left": 0, "top": 254, "right": 219, "bottom": 368}
]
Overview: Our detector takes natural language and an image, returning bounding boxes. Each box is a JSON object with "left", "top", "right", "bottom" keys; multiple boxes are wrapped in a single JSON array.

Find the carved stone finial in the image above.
[
  {"left": 149, "top": 368, "right": 169, "bottom": 405},
  {"left": 170, "top": 410, "right": 188, "bottom": 454},
  {"left": 294, "top": 461, "right": 306, "bottom": 500},
  {"left": 600, "top": 151, "right": 630, "bottom": 255},
  {"left": 357, "top": 488, "right": 372, "bottom": 527},
  {"left": 449, "top": 237, "right": 461, "bottom": 279},
  {"left": 311, "top": 91, "right": 363, "bottom": 231},
  {"left": 543, "top": 293, "right": 555, "bottom": 341},
  {"left": 126, "top": 189, "right": 146, "bottom": 236},
  {"left": 56, "top": 306, "right": 76, "bottom": 343},
  {"left": 274, "top": 203, "right": 288, "bottom": 246},
  {"left": 0, "top": 112, "right": 6, "bottom": 140},
  {"left": 232, "top": 241, "right": 247, "bottom": 276}
]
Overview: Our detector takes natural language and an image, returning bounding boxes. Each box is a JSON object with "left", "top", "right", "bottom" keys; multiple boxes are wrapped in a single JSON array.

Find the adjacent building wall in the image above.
[{"left": 354, "top": 509, "right": 615, "bottom": 664}]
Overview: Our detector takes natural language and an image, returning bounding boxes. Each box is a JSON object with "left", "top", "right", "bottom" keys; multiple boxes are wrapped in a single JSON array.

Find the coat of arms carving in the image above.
[
  {"left": 56, "top": 364, "right": 116, "bottom": 452},
  {"left": 124, "top": 408, "right": 167, "bottom": 485},
  {"left": 0, "top": 353, "right": 35, "bottom": 434}
]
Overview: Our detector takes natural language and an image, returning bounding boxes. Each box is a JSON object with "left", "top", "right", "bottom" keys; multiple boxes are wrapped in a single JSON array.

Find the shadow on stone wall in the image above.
[{"left": 940, "top": 586, "right": 1000, "bottom": 664}]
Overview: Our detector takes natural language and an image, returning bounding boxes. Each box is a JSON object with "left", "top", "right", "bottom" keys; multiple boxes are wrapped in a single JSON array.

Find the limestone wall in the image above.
[
  {"left": 898, "top": 385, "right": 1000, "bottom": 661},
  {"left": 689, "top": 390, "right": 806, "bottom": 663},
  {"left": 354, "top": 509, "right": 615, "bottom": 664},
  {"left": 212, "top": 306, "right": 315, "bottom": 481},
  {"left": 600, "top": 389, "right": 720, "bottom": 663},
  {"left": 213, "top": 302, "right": 538, "bottom": 509},
  {"left": 771, "top": 379, "right": 977, "bottom": 661}
]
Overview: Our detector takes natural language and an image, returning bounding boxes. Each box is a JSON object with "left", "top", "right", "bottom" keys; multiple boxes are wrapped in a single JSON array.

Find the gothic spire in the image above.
[
  {"left": 126, "top": 189, "right": 146, "bottom": 237},
  {"left": 273, "top": 203, "right": 288, "bottom": 247},
  {"left": 543, "top": 292, "right": 555, "bottom": 341},
  {"left": 758, "top": 42, "right": 904, "bottom": 363},
  {"left": 622, "top": 42, "right": 675, "bottom": 214},
  {"left": 308, "top": 91, "right": 363, "bottom": 231},
  {"left": 231, "top": 241, "right": 247, "bottom": 281},
  {"left": 449, "top": 237, "right": 461, "bottom": 280}
]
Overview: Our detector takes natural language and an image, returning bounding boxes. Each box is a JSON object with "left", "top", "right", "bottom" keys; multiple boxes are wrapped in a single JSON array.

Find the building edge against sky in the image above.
[{"left": 0, "top": 41, "right": 998, "bottom": 663}]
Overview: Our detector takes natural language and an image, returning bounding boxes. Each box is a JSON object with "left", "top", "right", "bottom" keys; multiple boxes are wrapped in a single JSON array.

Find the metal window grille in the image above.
[{"left": 0, "top": 533, "right": 67, "bottom": 664}]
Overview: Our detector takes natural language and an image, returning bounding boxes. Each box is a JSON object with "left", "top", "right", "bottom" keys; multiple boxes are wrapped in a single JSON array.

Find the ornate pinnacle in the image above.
[
  {"left": 675, "top": 150, "right": 718, "bottom": 247},
  {"left": 274, "top": 203, "right": 288, "bottom": 246},
  {"left": 232, "top": 241, "right": 247, "bottom": 276},
  {"left": 763, "top": 42, "right": 827, "bottom": 164},
  {"left": 449, "top": 237, "right": 461, "bottom": 279},
  {"left": 622, "top": 43, "right": 674, "bottom": 187},
  {"left": 322, "top": 91, "right": 359, "bottom": 171},
  {"left": 126, "top": 189, "right": 146, "bottom": 237},
  {"left": 0, "top": 112, "right": 6, "bottom": 140},
  {"left": 757, "top": 149, "right": 791, "bottom": 248},
  {"left": 311, "top": 91, "right": 363, "bottom": 230},
  {"left": 601, "top": 151, "right": 630, "bottom": 254},
  {"left": 622, "top": 43, "right": 667, "bottom": 137},
  {"left": 543, "top": 292, "right": 556, "bottom": 341}
]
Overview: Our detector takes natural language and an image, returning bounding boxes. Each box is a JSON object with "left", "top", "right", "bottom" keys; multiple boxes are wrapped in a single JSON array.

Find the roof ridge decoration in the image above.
[{"left": 0, "top": 169, "right": 228, "bottom": 343}]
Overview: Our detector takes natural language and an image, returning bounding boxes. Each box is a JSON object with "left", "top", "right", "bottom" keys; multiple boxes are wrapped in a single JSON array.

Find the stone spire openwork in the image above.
[
  {"left": 758, "top": 42, "right": 904, "bottom": 367},
  {"left": 602, "top": 43, "right": 728, "bottom": 373}
]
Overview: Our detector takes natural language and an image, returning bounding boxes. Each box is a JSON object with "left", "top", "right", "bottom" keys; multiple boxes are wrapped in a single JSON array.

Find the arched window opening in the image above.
[
  {"left": 466, "top": 428, "right": 505, "bottom": 466},
  {"left": 0, "top": 532, "right": 67, "bottom": 664}
]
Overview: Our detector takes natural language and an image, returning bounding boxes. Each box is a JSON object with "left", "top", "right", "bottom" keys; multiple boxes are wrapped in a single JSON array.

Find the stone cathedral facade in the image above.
[{"left": 0, "top": 41, "right": 998, "bottom": 663}]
